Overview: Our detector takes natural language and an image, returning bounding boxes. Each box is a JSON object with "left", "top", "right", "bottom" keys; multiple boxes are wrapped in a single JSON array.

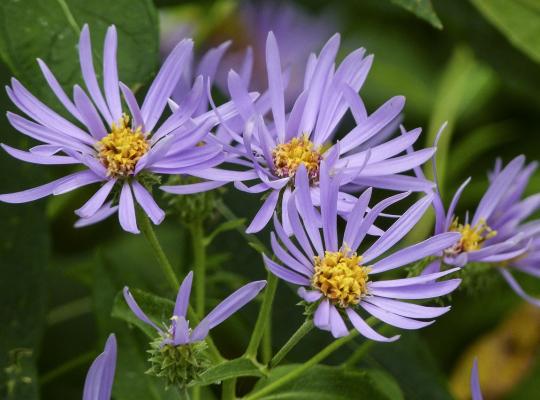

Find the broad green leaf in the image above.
[
  {"left": 471, "top": 0, "right": 540, "bottom": 64},
  {"left": 112, "top": 288, "right": 174, "bottom": 339},
  {"left": 252, "top": 364, "right": 403, "bottom": 400},
  {"left": 0, "top": 62, "right": 49, "bottom": 399},
  {"left": 0, "top": 0, "right": 159, "bottom": 97},
  {"left": 390, "top": 0, "right": 442, "bottom": 29},
  {"left": 194, "top": 357, "right": 266, "bottom": 386}
]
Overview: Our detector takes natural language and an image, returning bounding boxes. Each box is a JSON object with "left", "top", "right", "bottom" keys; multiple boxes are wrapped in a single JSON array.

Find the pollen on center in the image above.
[
  {"left": 96, "top": 114, "right": 149, "bottom": 177},
  {"left": 312, "top": 248, "right": 370, "bottom": 308},
  {"left": 272, "top": 135, "right": 322, "bottom": 182},
  {"left": 446, "top": 217, "right": 497, "bottom": 255}
]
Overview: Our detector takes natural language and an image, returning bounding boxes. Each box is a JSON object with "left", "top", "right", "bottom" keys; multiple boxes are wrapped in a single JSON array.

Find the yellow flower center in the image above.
[
  {"left": 312, "top": 248, "right": 370, "bottom": 308},
  {"left": 447, "top": 218, "right": 497, "bottom": 254},
  {"left": 272, "top": 135, "right": 322, "bottom": 182},
  {"left": 96, "top": 115, "right": 149, "bottom": 177}
]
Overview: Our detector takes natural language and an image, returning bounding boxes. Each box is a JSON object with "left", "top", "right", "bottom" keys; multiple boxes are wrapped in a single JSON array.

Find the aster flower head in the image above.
[
  {"left": 430, "top": 155, "right": 540, "bottom": 306},
  {"left": 0, "top": 25, "right": 229, "bottom": 233},
  {"left": 264, "top": 162, "right": 461, "bottom": 341},
  {"left": 123, "top": 272, "right": 266, "bottom": 346},
  {"left": 83, "top": 334, "right": 116, "bottom": 400},
  {"left": 165, "top": 32, "right": 435, "bottom": 233}
]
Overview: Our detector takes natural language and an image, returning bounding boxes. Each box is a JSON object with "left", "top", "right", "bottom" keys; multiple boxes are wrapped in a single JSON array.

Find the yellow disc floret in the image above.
[
  {"left": 312, "top": 248, "right": 370, "bottom": 308},
  {"left": 96, "top": 115, "right": 149, "bottom": 177},
  {"left": 272, "top": 135, "right": 322, "bottom": 182},
  {"left": 446, "top": 217, "right": 497, "bottom": 255}
]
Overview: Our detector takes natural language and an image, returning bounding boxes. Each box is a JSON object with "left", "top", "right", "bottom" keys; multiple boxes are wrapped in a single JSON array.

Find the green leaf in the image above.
[
  {"left": 195, "top": 357, "right": 266, "bottom": 386},
  {"left": 471, "top": 0, "right": 540, "bottom": 64},
  {"left": 0, "top": 0, "right": 159, "bottom": 97},
  {"left": 204, "top": 218, "right": 246, "bottom": 246},
  {"left": 112, "top": 288, "right": 174, "bottom": 339},
  {"left": 252, "top": 364, "right": 403, "bottom": 400},
  {"left": 390, "top": 0, "right": 443, "bottom": 29},
  {"left": 0, "top": 62, "right": 49, "bottom": 399}
]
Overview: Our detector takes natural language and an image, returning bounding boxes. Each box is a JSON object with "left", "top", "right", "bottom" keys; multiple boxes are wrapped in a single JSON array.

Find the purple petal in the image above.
[
  {"left": 472, "top": 155, "right": 525, "bottom": 225},
  {"left": 320, "top": 161, "right": 339, "bottom": 251},
  {"left": 445, "top": 177, "right": 471, "bottom": 231},
  {"left": 297, "top": 287, "right": 322, "bottom": 303},
  {"left": 173, "top": 316, "right": 190, "bottom": 346},
  {"left": 53, "top": 169, "right": 103, "bottom": 195},
  {"left": 75, "top": 179, "right": 116, "bottom": 218},
  {"left": 313, "top": 299, "right": 331, "bottom": 331},
  {"left": 246, "top": 190, "right": 280, "bottom": 233},
  {"left": 119, "top": 82, "right": 144, "bottom": 131},
  {"left": 271, "top": 233, "right": 312, "bottom": 277},
  {"left": 363, "top": 193, "right": 433, "bottom": 263},
  {"left": 371, "top": 267, "right": 460, "bottom": 288},
  {"left": 370, "top": 279, "right": 461, "bottom": 300},
  {"left": 360, "top": 302, "right": 434, "bottom": 329},
  {"left": 160, "top": 180, "right": 227, "bottom": 195},
  {"left": 329, "top": 304, "right": 349, "bottom": 338},
  {"left": 132, "top": 181, "right": 165, "bottom": 225},
  {"left": 287, "top": 193, "right": 316, "bottom": 260},
  {"left": 272, "top": 213, "right": 313, "bottom": 270},
  {"left": 343, "top": 188, "right": 372, "bottom": 248},
  {"left": 499, "top": 269, "right": 540, "bottom": 307},
  {"left": 266, "top": 32, "right": 286, "bottom": 142},
  {"left": 83, "top": 334, "right": 117, "bottom": 400},
  {"left": 1, "top": 143, "right": 78, "bottom": 165},
  {"left": 173, "top": 271, "right": 193, "bottom": 319},
  {"left": 118, "top": 182, "right": 139, "bottom": 234},
  {"left": 103, "top": 26, "right": 122, "bottom": 121},
  {"left": 471, "top": 358, "right": 484, "bottom": 400},
  {"left": 294, "top": 165, "right": 324, "bottom": 254},
  {"left": 365, "top": 297, "right": 450, "bottom": 319},
  {"left": 191, "top": 280, "right": 266, "bottom": 341},
  {"left": 122, "top": 287, "right": 162, "bottom": 333},
  {"left": 142, "top": 39, "right": 193, "bottom": 132},
  {"left": 73, "top": 85, "right": 108, "bottom": 140},
  {"left": 263, "top": 254, "right": 310, "bottom": 285},
  {"left": 346, "top": 308, "right": 400, "bottom": 342},
  {"left": 79, "top": 25, "right": 113, "bottom": 124},
  {"left": 75, "top": 201, "right": 118, "bottom": 228},
  {"left": 371, "top": 233, "right": 460, "bottom": 273}
]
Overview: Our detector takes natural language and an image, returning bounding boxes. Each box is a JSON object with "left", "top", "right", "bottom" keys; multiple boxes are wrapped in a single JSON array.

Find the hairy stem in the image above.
[
  {"left": 270, "top": 319, "right": 314, "bottom": 368},
  {"left": 245, "top": 330, "right": 359, "bottom": 400}
]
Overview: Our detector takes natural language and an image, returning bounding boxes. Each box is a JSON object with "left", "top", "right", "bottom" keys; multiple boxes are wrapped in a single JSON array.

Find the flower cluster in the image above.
[{"left": 1, "top": 19, "right": 539, "bottom": 400}]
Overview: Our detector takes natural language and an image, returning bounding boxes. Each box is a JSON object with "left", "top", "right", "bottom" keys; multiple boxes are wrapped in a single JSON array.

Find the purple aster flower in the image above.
[
  {"left": 123, "top": 271, "right": 266, "bottom": 345},
  {"left": 83, "top": 334, "right": 117, "bottom": 400},
  {"left": 263, "top": 162, "right": 461, "bottom": 341},
  {"left": 470, "top": 357, "right": 483, "bottom": 400},
  {"left": 0, "top": 25, "right": 232, "bottom": 233},
  {"left": 427, "top": 155, "right": 540, "bottom": 306},
  {"left": 162, "top": 32, "right": 435, "bottom": 233}
]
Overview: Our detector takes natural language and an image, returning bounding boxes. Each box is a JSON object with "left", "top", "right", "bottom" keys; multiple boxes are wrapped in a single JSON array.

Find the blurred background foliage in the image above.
[{"left": 0, "top": 0, "right": 539, "bottom": 399}]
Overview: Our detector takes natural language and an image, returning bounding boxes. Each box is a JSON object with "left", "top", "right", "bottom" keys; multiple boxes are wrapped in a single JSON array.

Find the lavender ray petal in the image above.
[
  {"left": 370, "top": 279, "right": 461, "bottom": 300},
  {"left": 371, "top": 233, "right": 460, "bottom": 273},
  {"left": 118, "top": 182, "right": 139, "bottom": 234},
  {"left": 131, "top": 181, "right": 165, "bottom": 225},
  {"left": 263, "top": 254, "right": 310, "bottom": 285},
  {"left": 294, "top": 165, "right": 324, "bottom": 254},
  {"left": 79, "top": 25, "right": 113, "bottom": 124},
  {"left": 499, "top": 269, "right": 540, "bottom": 307},
  {"left": 1, "top": 143, "right": 78, "bottom": 165},
  {"left": 365, "top": 297, "right": 450, "bottom": 319},
  {"left": 122, "top": 287, "right": 162, "bottom": 332},
  {"left": 191, "top": 280, "right": 266, "bottom": 339},
  {"left": 272, "top": 213, "right": 313, "bottom": 270},
  {"left": 471, "top": 358, "right": 484, "bottom": 400},
  {"left": 103, "top": 26, "right": 122, "bottom": 121},
  {"left": 246, "top": 189, "right": 280, "bottom": 233},
  {"left": 119, "top": 82, "right": 144, "bottom": 131},
  {"left": 363, "top": 193, "right": 433, "bottom": 263},
  {"left": 160, "top": 181, "right": 227, "bottom": 195},
  {"left": 343, "top": 188, "right": 372, "bottom": 248},
  {"left": 370, "top": 267, "right": 460, "bottom": 288},
  {"left": 271, "top": 233, "right": 313, "bottom": 277},
  {"left": 329, "top": 304, "right": 349, "bottom": 338},
  {"left": 266, "top": 32, "right": 286, "bottom": 142},
  {"left": 74, "top": 202, "right": 118, "bottom": 228},
  {"left": 173, "top": 271, "right": 193, "bottom": 319},
  {"left": 297, "top": 287, "right": 322, "bottom": 303},
  {"left": 52, "top": 170, "right": 102, "bottom": 195},
  {"left": 73, "top": 85, "right": 108, "bottom": 140},
  {"left": 313, "top": 299, "right": 331, "bottom": 331},
  {"left": 75, "top": 179, "right": 116, "bottom": 218},
  {"left": 346, "top": 308, "right": 400, "bottom": 342},
  {"left": 360, "top": 302, "right": 434, "bottom": 329}
]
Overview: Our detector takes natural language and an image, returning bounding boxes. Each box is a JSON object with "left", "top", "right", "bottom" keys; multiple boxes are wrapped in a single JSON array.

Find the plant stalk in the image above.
[{"left": 270, "top": 319, "right": 314, "bottom": 368}]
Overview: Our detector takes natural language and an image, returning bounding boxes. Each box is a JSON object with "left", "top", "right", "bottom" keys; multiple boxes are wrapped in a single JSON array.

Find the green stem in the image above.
[
  {"left": 222, "top": 378, "right": 237, "bottom": 400},
  {"left": 245, "top": 273, "right": 278, "bottom": 360},
  {"left": 139, "top": 212, "right": 179, "bottom": 290},
  {"left": 261, "top": 328, "right": 272, "bottom": 365},
  {"left": 40, "top": 351, "right": 96, "bottom": 385},
  {"left": 245, "top": 330, "right": 359, "bottom": 400},
  {"left": 270, "top": 319, "right": 314, "bottom": 368},
  {"left": 191, "top": 386, "right": 199, "bottom": 400},
  {"left": 190, "top": 219, "right": 206, "bottom": 317}
]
